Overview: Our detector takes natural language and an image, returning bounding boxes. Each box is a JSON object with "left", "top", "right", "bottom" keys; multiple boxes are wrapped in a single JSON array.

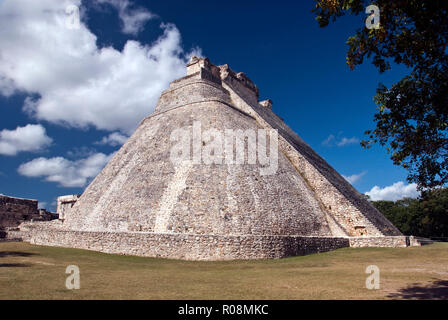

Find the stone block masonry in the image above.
[
  {"left": 25, "top": 222, "right": 350, "bottom": 260},
  {"left": 19, "top": 222, "right": 428, "bottom": 260},
  {"left": 57, "top": 194, "right": 80, "bottom": 221},
  {"left": 0, "top": 194, "right": 57, "bottom": 240},
  {"left": 18, "top": 56, "right": 424, "bottom": 260},
  {"left": 0, "top": 195, "right": 39, "bottom": 229}
]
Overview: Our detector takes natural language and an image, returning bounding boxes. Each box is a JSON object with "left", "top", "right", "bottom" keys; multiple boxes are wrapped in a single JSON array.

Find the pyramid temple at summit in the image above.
[{"left": 17, "top": 57, "right": 426, "bottom": 260}]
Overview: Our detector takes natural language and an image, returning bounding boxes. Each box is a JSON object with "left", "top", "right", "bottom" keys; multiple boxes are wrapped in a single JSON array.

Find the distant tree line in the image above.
[{"left": 371, "top": 188, "right": 448, "bottom": 239}]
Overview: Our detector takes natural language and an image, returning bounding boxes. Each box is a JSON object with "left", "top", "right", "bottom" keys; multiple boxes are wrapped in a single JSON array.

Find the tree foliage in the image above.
[
  {"left": 371, "top": 188, "right": 448, "bottom": 238},
  {"left": 313, "top": 0, "right": 448, "bottom": 189}
]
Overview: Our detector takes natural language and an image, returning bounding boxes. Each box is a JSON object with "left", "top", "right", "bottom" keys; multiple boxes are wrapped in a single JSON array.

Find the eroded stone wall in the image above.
[
  {"left": 0, "top": 195, "right": 56, "bottom": 240},
  {"left": 57, "top": 195, "right": 80, "bottom": 221},
  {"left": 0, "top": 195, "right": 39, "bottom": 229},
  {"left": 217, "top": 65, "right": 401, "bottom": 237},
  {"left": 20, "top": 56, "right": 407, "bottom": 260},
  {"left": 25, "top": 222, "right": 350, "bottom": 260},
  {"left": 63, "top": 99, "right": 336, "bottom": 236},
  {"left": 349, "top": 236, "right": 409, "bottom": 248}
]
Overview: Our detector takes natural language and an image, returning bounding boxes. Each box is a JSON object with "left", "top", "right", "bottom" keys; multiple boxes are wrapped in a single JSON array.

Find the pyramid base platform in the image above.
[{"left": 12, "top": 222, "right": 425, "bottom": 261}]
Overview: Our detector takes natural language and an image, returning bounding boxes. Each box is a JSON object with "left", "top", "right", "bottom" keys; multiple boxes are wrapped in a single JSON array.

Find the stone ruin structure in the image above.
[
  {"left": 56, "top": 194, "right": 81, "bottom": 222},
  {"left": 0, "top": 194, "right": 57, "bottom": 240},
  {"left": 17, "top": 57, "right": 428, "bottom": 260}
]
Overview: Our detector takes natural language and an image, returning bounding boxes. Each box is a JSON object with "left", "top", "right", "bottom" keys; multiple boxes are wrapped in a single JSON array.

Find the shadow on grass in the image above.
[
  {"left": 0, "top": 263, "right": 32, "bottom": 267},
  {"left": 388, "top": 280, "right": 448, "bottom": 300},
  {"left": 0, "top": 251, "right": 37, "bottom": 258}
]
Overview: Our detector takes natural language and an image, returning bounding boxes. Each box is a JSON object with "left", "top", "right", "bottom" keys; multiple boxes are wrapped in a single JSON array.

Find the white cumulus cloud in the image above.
[
  {"left": 18, "top": 152, "right": 114, "bottom": 187},
  {"left": 343, "top": 171, "right": 367, "bottom": 185},
  {"left": 365, "top": 181, "right": 420, "bottom": 201},
  {"left": 96, "top": 0, "right": 155, "bottom": 35},
  {"left": 322, "top": 134, "right": 359, "bottom": 147},
  {"left": 337, "top": 137, "right": 359, "bottom": 147},
  {"left": 0, "top": 0, "right": 199, "bottom": 134},
  {"left": 95, "top": 132, "right": 129, "bottom": 146},
  {"left": 0, "top": 124, "right": 52, "bottom": 156}
]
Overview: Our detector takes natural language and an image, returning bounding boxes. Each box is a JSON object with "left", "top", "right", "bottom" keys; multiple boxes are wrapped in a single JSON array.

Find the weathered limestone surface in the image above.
[
  {"left": 25, "top": 222, "right": 349, "bottom": 260},
  {"left": 0, "top": 195, "right": 56, "bottom": 240},
  {"left": 216, "top": 66, "right": 401, "bottom": 237},
  {"left": 21, "top": 57, "right": 412, "bottom": 260},
  {"left": 63, "top": 101, "right": 335, "bottom": 236},
  {"left": 349, "top": 236, "right": 409, "bottom": 248},
  {"left": 20, "top": 222, "right": 428, "bottom": 260},
  {"left": 0, "top": 195, "right": 39, "bottom": 229},
  {"left": 57, "top": 194, "right": 80, "bottom": 221}
]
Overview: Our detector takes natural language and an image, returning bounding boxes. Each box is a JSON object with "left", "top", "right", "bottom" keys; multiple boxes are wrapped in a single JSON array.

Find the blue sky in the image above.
[{"left": 0, "top": 0, "right": 419, "bottom": 211}]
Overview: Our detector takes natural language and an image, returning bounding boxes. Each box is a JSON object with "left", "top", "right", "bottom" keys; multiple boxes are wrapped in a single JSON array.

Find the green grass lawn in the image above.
[{"left": 0, "top": 241, "right": 447, "bottom": 299}]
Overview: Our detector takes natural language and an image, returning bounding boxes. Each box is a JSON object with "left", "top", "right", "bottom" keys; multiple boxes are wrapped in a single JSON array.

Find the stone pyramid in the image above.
[{"left": 25, "top": 57, "right": 411, "bottom": 260}]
